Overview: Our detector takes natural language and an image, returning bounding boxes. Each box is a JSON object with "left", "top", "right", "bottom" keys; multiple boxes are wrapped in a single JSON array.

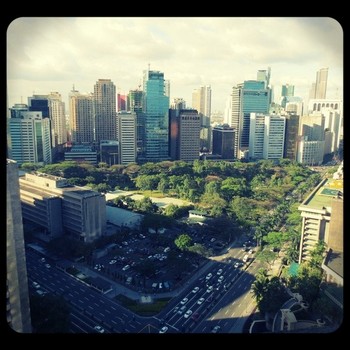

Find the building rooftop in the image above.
[
  {"left": 324, "top": 248, "right": 343, "bottom": 278},
  {"left": 300, "top": 178, "right": 343, "bottom": 211}
]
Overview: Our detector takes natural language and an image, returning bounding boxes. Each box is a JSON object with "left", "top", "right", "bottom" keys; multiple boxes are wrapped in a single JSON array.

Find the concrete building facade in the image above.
[
  {"left": 19, "top": 172, "right": 106, "bottom": 243},
  {"left": 7, "top": 159, "right": 32, "bottom": 333},
  {"left": 118, "top": 112, "right": 137, "bottom": 165}
]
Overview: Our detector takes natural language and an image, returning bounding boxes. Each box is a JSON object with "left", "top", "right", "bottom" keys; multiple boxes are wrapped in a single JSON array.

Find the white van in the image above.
[
  {"left": 122, "top": 264, "right": 130, "bottom": 271},
  {"left": 243, "top": 254, "right": 249, "bottom": 263}
]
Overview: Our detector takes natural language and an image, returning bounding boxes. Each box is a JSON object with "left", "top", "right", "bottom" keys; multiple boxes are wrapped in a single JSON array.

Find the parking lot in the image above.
[{"left": 86, "top": 224, "right": 230, "bottom": 295}]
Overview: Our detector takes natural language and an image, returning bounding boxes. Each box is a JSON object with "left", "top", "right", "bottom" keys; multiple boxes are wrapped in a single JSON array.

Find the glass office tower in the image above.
[{"left": 142, "top": 70, "right": 170, "bottom": 162}]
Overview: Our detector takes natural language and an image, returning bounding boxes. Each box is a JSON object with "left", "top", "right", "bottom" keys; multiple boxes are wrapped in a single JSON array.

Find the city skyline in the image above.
[{"left": 7, "top": 17, "right": 343, "bottom": 112}]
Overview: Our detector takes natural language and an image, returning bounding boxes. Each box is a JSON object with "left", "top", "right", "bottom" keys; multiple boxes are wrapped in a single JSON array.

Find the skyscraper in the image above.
[
  {"left": 128, "top": 89, "right": 145, "bottom": 158},
  {"left": 231, "top": 80, "right": 270, "bottom": 158},
  {"left": 93, "top": 79, "right": 117, "bottom": 143},
  {"left": 309, "top": 68, "right": 328, "bottom": 99},
  {"left": 281, "top": 84, "right": 295, "bottom": 97},
  {"left": 28, "top": 95, "right": 49, "bottom": 118},
  {"left": 9, "top": 109, "right": 52, "bottom": 165},
  {"left": 118, "top": 112, "right": 137, "bottom": 165},
  {"left": 192, "top": 85, "right": 211, "bottom": 127},
  {"left": 142, "top": 69, "right": 170, "bottom": 162},
  {"left": 69, "top": 88, "right": 94, "bottom": 144},
  {"left": 7, "top": 159, "right": 32, "bottom": 333},
  {"left": 169, "top": 109, "right": 200, "bottom": 161},
  {"left": 48, "top": 92, "right": 67, "bottom": 147},
  {"left": 212, "top": 124, "right": 235, "bottom": 159},
  {"left": 284, "top": 114, "right": 300, "bottom": 161},
  {"left": 315, "top": 68, "right": 328, "bottom": 99},
  {"left": 249, "top": 113, "right": 286, "bottom": 160}
]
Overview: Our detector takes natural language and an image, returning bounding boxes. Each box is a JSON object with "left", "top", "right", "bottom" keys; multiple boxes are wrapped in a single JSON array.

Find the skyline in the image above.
[{"left": 7, "top": 17, "right": 343, "bottom": 112}]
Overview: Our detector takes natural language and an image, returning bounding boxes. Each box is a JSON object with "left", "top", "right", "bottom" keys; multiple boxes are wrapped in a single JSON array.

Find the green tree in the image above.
[
  {"left": 262, "top": 231, "right": 286, "bottom": 253},
  {"left": 20, "top": 162, "right": 41, "bottom": 172},
  {"left": 220, "top": 177, "right": 248, "bottom": 200},
  {"left": 309, "top": 240, "right": 327, "bottom": 268},
  {"left": 175, "top": 234, "right": 192, "bottom": 251},
  {"left": 30, "top": 294, "right": 70, "bottom": 333},
  {"left": 256, "top": 249, "right": 277, "bottom": 269},
  {"left": 134, "top": 196, "right": 158, "bottom": 213}
]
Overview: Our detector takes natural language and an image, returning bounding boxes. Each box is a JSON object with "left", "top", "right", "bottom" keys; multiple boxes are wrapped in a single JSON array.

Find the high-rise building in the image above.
[
  {"left": 284, "top": 114, "right": 300, "bottom": 161},
  {"left": 7, "top": 159, "right": 32, "bottom": 333},
  {"left": 19, "top": 172, "right": 106, "bottom": 243},
  {"left": 118, "top": 112, "right": 137, "bottom": 165},
  {"left": 257, "top": 67, "right": 271, "bottom": 88},
  {"left": 8, "top": 109, "right": 52, "bottom": 165},
  {"left": 249, "top": 113, "right": 285, "bottom": 160},
  {"left": 212, "top": 124, "right": 235, "bottom": 159},
  {"left": 192, "top": 86, "right": 212, "bottom": 150},
  {"left": 231, "top": 80, "right": 271, "bottom": 158},
  {"left": 171, "top": 98, "right": 186, "bottom": 110},
  {"left": 281, "top": 84, "right": 295, "bottom": 108},
  {"left": 93, "top": 79, "right": 117, "bottom": 143},
  {"left": 127, "top": 89, "right": 145, "bottom": 159},
  {"left": 48, "top": 92, "right": 67, "bottom": 147},
  {"left": 315, "top": 68, "right": 328, "bottom": 99},
  {"left": 117, "top": 93, "right": 127, "bottom": 112},
  {"left": 28, "top": 95, "right": 49, "bottom": 118},
  {"left": 69, "top": 88, "right": 94, "bottom": 144},
  {"left": 309, "top": 68, "right": 328, "bottom": 99},
  {"left": 297, "top": 137, "right": 325, "bottom": 165},
  {"left": 169, "top": 109, "right": 200, "bottom": 161},
  {"left": 142, "top": 70, "right": 170, "bottom": 162},
  {"left": 281, "top": 84, "right": 295, "bottom": 97},
  {"left": 100, "top": 140, "right": 119, "bottom": 166},
  {"left": 299, "top": 113, "right": 325, "bottom": 142}
]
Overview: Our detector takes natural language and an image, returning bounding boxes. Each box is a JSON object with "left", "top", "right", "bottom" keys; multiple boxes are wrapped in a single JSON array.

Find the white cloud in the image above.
[{"left": 7, "top": 17, "right": 343, "bottom": 111}]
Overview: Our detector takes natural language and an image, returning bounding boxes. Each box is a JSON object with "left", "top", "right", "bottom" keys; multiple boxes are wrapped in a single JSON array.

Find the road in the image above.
[{"left": 26, "top": 241, "right": 262, "bottom": 334}]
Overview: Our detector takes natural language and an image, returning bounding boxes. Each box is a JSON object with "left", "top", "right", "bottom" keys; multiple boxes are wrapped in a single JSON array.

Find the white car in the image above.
[
  {"left": 206, "top": 286, "right": 213, "bottom": 293},
  {"left": 192, "top": 287, "right": 200, "bottom": 293},
  {"left": 94, "top": 325, "right": 105, "bottom": 333},
  {"left": 218, "top": 276, "right": 224, "bottom": 283},
  {"left": 197, "top": 297, "right": 205, "bottom": 305},
  {"left": 159, "top": 326, "right": 168, "bottom": 333},
  {"left": 205, "top": 273, "right": 213, "bottom": 281},
  {"left": 184, "top": 310, "right": 193, "bottom": 318},
  {"left": 211, "top": 325, "right": 221, "bottom": 333},
  {"left": 217, "top": 269, "right": 223, "bottom": 275},
  {"left": 180, "top": 297, "right": 188, "bottom": 305}
]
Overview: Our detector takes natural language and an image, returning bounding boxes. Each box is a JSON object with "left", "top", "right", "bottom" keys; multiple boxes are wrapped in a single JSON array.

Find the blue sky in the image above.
[{"left": 7, "top": 17, "right": 343, "bottom": 112}]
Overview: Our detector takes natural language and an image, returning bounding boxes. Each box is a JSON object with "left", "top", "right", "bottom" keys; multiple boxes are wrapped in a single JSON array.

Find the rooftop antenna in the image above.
[
  {"left": 148, "top": 63, "right": 150, "bottom": 72},
  {"left": 73, "top": 83, "right": 75, "bottom": 91}
]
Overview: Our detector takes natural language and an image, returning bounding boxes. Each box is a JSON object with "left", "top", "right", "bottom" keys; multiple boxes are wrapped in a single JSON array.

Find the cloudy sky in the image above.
[{"left": 7, "top": 17, "right": 343, "bottom": 112}]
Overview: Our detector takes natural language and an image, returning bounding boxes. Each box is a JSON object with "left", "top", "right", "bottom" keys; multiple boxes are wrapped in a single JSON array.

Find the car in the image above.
[
  {"left": 205, "top": 273, "right": 213, "bottom": 281},
  {"left": 248, "top": 248, "right": 254, "bottom": 254},
  {"left": 36, "top": 289, "right": 47, "bottom": 296},
  {"left": 45, "top": 263, "right": 51, "bottom": 268},
  {"left": 197, "top": 297, "right": 205, "bottom": 305},
  {"left": 94, "top": 325, "right": 105, "bottom": 333},
  {"left": 180, "top": 297, "right": 188, "bottom": 305},
  {"left": 184, "top": 310, "right": 193, "bottom": 318},
  {"left": 173, "top": 306, "right": 179, "bottom": 313},
  {"left": 234, "top": 262, "right": 240, "bottom": 268},
  {"left": 40, "top": 258, "right": 46, "bottom": 262},
  {"left": 211, "top": 325, "right": 221, "bottom": 333},
  {"left": 206, "top": 286, "right": 213, "bottom": 293},
  {"left": 122, "top": 265, "right": 130, "bottom": 271},
  {"left": 178, "top": 305, "right": 187, "bottom": 315},
  {"left": 192, "top": 287, "right": 200, "bottom": 293},
  {"left": 217, "top": 269, "right": 223, "bottom": 275},
  {"left": 32, "top": 282, "right": 40, "bottom": 289},
  {"left": 159, "top": 326, "right": 168, "bottom": 333},
  {"left": 218, "top": 276, "right": 224, "bottom": 283},
  {"left": 210, "top": 238, "right": 216, "bottom": 242}
]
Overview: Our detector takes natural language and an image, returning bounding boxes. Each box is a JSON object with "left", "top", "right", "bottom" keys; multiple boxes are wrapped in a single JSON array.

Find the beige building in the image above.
[
  {"left": 118, "top": 112, "right": 137, "bottom": 165},
  {"left": 298, "top": 177, "right": 343, "bottom": 264},
  {"left": 19, "top": 172, "right": 106, "bottom": 243},
  {"left": 7, "top": 159, "right": 32, "bottom": 333}
]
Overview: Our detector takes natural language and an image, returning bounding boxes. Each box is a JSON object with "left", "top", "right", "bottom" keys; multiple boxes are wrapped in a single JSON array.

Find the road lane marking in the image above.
[
  {"left": 231, "top": 311, "right": 235, "bottom": 317},
  {"left": 111, "top": 306, "right": 116, "bottom": 311},
  {"left": 88, "top": 306, "right": 93, "bottom": 309},
  {"left": 225, "top": 309, "right": 229, "bottom": 315},
  {"left": 105, "top": 310, "right": 111, "bottom": 314}
]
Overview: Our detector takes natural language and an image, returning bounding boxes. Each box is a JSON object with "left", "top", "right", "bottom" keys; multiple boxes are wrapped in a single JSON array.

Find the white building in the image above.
[
  {"left": 118, "top": 112, "right": 136, "bottom": 165},
  {"left": 8, "top": 111, "right": 52, "bottom": 165},
  {"left": 297, "top": 138, "right": 325, "bottom": 166},
  {"left": 48, "top": 92, "right": 67, "bottom": 147},
  {"left": 249, "top": 113, "right": 286, "bottom": 160}
]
